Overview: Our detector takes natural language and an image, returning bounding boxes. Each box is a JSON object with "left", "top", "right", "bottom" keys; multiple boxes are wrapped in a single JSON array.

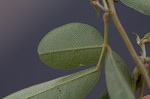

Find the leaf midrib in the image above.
[
  {"left": 26, "top": 68, "right": 98, "bottom": 99},
  {"left": 39, "top": 45, "right": 102, "bottom": 55}
]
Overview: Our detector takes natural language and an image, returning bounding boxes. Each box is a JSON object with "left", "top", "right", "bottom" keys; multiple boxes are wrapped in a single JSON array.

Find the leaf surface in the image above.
[
  {"left": 4, "top": 67, "right": 100, "bottom": 99},
  {"left": 105, "top": 51, "right": 135, "bottom": 99},
  {"left": 120, "top": 0, "right": 150, "bottom": 15},
  {"left": 99, "top": 89, "right": 110, "bottom": 99},
  {"left": 38, "top": 23, "right": 103, "bottom": 69}
]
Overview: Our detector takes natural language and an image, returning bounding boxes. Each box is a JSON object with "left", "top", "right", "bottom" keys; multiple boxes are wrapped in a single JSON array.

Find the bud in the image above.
[
  {"left": 133, "top": 32, "right": 141, "bottom": 45},
  {"left": 142, "top": 32, "right": 150, "bottom": 45},
  {"left": 90, "top": 0, "right": 101, "bottom": 17}
]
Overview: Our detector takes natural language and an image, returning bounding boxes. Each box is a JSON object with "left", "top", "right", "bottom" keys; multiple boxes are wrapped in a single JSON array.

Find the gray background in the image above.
[{"left": 0, "top": 0, "right": 150, "bottom": 98}]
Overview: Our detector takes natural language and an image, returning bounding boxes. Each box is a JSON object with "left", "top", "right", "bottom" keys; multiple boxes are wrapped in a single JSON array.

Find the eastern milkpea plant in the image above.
[{"left": 4, "top": 0, "right": 150, "bottom": 99}]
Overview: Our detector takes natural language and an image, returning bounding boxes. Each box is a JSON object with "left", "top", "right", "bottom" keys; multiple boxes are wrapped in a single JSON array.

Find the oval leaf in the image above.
[
  {"left": 120, "top": 0, "right": 150, "bottom": 15},
  {"left": 4, "top": 67, "right": 100, "bottom": 99},
  {"left": 111, "top": 52, "right": 132, "bottom": 86},
  {"left": 38, "top": 23, "right": 103, "bottom": 69},
  {"left": 105, "top": 51, "right": 135, "bottom": 99}
]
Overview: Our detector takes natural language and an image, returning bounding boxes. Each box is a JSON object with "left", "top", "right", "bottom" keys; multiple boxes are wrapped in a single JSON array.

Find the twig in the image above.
[
  {"left": 107, "top": 0, "right": 150, "bottom": 93},
  {"left": 96, "top": 12, "right": 110, "bottom": 71},
  {"left": 92, "top": 0, "right": 108, "bottom": 12}
]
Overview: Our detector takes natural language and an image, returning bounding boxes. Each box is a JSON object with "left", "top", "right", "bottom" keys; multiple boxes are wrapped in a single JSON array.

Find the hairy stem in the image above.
[{"left": 107, "top": 0, "right": 150, "bottom": 92}]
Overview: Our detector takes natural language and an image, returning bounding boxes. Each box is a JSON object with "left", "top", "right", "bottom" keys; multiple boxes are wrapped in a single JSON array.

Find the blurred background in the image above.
[{"left": 0, "top": 0, "right": 150, "bottom": 98}]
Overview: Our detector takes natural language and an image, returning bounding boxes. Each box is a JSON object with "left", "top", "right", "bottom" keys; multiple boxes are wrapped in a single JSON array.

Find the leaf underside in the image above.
[
  {"left": 105, "top": 51, "right": 135, "bottom": 99},
  {"left": 4, "top": 67, "right": 100, "bottom": 99},
  {"left": 120, "top": 0, "right": 150, "bottom": 15},
  {"left": 38, "top": 23, "right": 103, "bottom": 69}
]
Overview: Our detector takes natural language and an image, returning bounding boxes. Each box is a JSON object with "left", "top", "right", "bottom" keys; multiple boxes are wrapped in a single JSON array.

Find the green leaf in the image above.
[
  {"left": 4, "top": 67, "right": 100, "bottom": 99},
  {"left": 142, "top": 32, "right": 150, "bottom": 44},
  {"left": 100, "top": 51, "right": 132, "bottom": 99},
  {"left": 132, "top": 67, "right": 142, "bottom": 92},
  {"left": 38, "top": 23, "right": 103, "bottom": 69},
  {"left": 111, "top": 52, "right": 132, "bottom": 86},
  {"left": 143, "top": 32, "right": 150, "bottom": 39},
  {"left": 100, "top": 89, "right": 110, "bottom": 99},
  {"left": 105, "top": 51, "right": 135, "bottom": 99},
  {"left": 120, "top": 0, "right": 150, "bottom": 15}
]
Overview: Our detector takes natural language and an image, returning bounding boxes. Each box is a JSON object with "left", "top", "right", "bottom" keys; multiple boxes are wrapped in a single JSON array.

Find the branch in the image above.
[{"left": 107, "top": 0, "right": 150, "bottom": 92}]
